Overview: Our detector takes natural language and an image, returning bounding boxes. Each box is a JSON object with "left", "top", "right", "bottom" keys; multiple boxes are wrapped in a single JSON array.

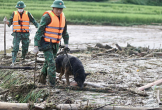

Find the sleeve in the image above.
[
  {"left": 28, "top": 12, "right": 39, "bottom": 28},
  {"left": 34, "top": 14, "right": 51, "bottom": 46},
  {"left": 8, "top": 12, "right": 14, "bottom": 27},
  {"left": 62, "top": 19, "right": 69, "bottom": 45}
]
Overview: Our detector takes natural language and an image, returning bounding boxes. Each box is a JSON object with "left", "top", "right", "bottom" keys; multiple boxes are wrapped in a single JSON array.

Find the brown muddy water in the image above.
[
  {"left": 0, "top": 24, "right": 162, "bottom": 109},
  {"left": 0, "top": 24, "right": 162, "bottom": 51}
]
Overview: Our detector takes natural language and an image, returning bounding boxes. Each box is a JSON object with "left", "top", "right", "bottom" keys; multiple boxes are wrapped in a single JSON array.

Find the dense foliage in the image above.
[
  {"left": 121, "top": 0, "right": 162, "bottom": 6},
  {"left": 63, "top": 0, "right": 108, "bottom": 1},
  {"left": 0, "top": 0, "right": 162, "bottom": 26}
]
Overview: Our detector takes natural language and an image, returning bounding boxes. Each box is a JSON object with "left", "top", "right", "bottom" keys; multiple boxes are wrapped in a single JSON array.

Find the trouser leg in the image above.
[
  {"left": 21, "top": 37, "right": 29, "bottom": 59},
  {"left": 12, "top": 35, "right": 20, "bottom": 63},
  {"left": 38, "top": 61, "right": 48, "bottom": 84},
  {"left": 53, "top": 43, "right": 59, "bottom": 58},
  {"left": 43, "top": 49, "right": 56, "bottom": 87}
]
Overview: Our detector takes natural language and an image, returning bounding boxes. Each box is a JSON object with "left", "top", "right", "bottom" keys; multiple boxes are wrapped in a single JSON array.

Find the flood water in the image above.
[
  {"left": 0, "top": 24, "right": 162, "bottom": 108},
  {"left": 0, "top": 24, "right": 162, "bottom": 52}
]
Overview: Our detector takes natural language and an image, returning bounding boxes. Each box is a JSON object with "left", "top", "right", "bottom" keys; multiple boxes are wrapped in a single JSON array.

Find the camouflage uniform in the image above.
[
  {"left": 7, "top": 11, "right": 38, "bottom": 63},
  {"left": 34, "top": 12, "right": 69, "bottom": 86}
]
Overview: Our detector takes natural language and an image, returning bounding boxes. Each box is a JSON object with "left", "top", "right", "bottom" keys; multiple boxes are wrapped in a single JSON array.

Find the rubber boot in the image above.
[
  {"left": 11, "top": 51, "right": 17, "bottom": 66},
  {"left": 38, "top": 74, "right": 46, "bottom": 85},
  {"left": 21, "top": 54, "right": 25, "bottom": 60},
  {"left": 48, "top": 76, "right": 56, "bottom": 89}
]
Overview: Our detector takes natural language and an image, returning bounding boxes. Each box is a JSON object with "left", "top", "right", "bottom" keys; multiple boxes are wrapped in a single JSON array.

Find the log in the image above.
[
  {"left": 101, "top": 105, "right": 161, "bottom": 110},
  {"left": 0, "top": 102, "right": 46, "bottom": 110},
  {"left": 56, "top": 104, "right": 80, "bottom": 110},
  {"left": 84, "top": 82, "right": 105, "bottom": 88},
  {"left": 105, "top": 48, "right": 116, "bottom": 53},
  {"left": 115, "top": 44, "right": 122, "bottom": 51},
  {"left": 56, "top": 78, "right": 147, "bottom": 96},
  {"left": 122, "top": 58, "right": 150, "bottom": 61},
  {"left": 138, "top": 78, "right": 162, "bottom": 91},
  {"left": 0, "top": 102, "right": 162, "bottom": 110},
  {"left": 0, "top": 66, "right": 34, "bottom": 70},
  {"left": 0, "top": 102, "right": 29, "bottom": 110},
  {"left": 145, "top": 52, "right": 162, "bottom": 57}
]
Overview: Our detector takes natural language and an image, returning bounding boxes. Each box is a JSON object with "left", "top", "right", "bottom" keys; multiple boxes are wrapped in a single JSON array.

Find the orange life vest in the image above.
[
  {"left": 13, "top": 11, "right": 30, "bottom": 32},
  {"left": 43, "top": 11, "right": 65, "bottom": 43}
]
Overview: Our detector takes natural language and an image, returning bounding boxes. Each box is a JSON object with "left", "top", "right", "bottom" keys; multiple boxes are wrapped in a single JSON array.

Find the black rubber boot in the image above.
[{"left": 38, "top": 74, "right": 46, "bottom": 85}]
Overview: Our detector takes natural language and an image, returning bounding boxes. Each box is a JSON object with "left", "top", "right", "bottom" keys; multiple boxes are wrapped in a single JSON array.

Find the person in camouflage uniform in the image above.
[
  {"left": 5, "top": 1, "right": 39, "bottom": 66},
  {"left": 33, "top": 0, "right": 69, "bottom": 88}
]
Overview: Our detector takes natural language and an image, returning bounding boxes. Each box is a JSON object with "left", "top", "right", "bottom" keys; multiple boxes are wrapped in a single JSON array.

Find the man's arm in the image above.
[
  {"left": 62, "top": 19, "right": 69, "bottom": 45},
  {"left": 6, "top": 12, "right": 14, "bottom": 27},
  {"left": 28, "top": 12, "right": 39, "bottom": 28},
  {"left": 34, "top": 14, "right": 51, "bottom": 46}
]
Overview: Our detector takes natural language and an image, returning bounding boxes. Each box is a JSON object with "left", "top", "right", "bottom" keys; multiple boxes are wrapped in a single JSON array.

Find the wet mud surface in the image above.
[{"left": 0, "top": 24, "right": 162, "bottom": 109}]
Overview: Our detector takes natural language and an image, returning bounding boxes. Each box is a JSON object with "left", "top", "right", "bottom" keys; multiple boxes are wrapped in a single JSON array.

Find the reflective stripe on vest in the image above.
[
  {"left": 13, "top": 11, "right": 30, "bottom": 32},
  {"left": 43, "top": 11, "right": 65, "bottom": 43}
]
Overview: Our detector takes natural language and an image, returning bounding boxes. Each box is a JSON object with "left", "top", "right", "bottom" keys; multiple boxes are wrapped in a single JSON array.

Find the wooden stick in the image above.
[
  {"left": 115, "top": 44, "right": 122, "bottom": 51},
  {"left": 138, "top": 78, "right": 162, "bottom": 91},
  {"left": 56, "top": 104, "right": 80, "bottom": 110},
  {"left": 0, "top": 66, "right": 34, "bottom": 70},
  {"left": 157, "top": 90, "right": 162, "bottom": 105},
  {"left": 0, "top": 102, "right": 46, "bottom": 110},
  {"left": 3, "top": 16, "right": 6, "bottom": 56}
]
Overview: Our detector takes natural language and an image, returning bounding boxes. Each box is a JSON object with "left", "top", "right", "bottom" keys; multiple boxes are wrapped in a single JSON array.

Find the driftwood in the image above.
[
  {"left": 157, "top": 90, "right": 162, "bottom": 105},
  {"left": 100, "top": 105, "right": 161, "bottom": 110},
  {"left": 138, "top": 78, "right": 162, "bottom": 91},
  {"left": 115, "top": 44, "right": 122, "bottom": 51},
  {"left": 0, "top": 102, "right": 46, "bottom": 110},
  {"left": 56, "top": 78, "right": 148, "bottom": 96},
  {"left": 105, "top": 48, "right": 116, "bottom": 53},
  {"left": 0, "top": 89, "right": 9, "bottom": 95},
  {"left": 36, "top": 58, "right": 45, "bottom": 63},
  {"left": 84, "top": 82, "right": 105, "bottom": 88},
  {"left": 70, "top": 49, "right": 86, "bottom": 53},
  {"left": 145, "top": 52, "right": 162, "bottom": 57},
  {"left": 0, "top": 102, "right": 162, "bottom": 110},
  {"left": 0, "top": 66, "right": 34, "bottom": 70},
  {"left": 57, "top": 85, "right": 115, "bottom": 93},
  {"left": 56, "top": 104, "right": 80, "bottom": 110},
  {"left": 122, "top": 57, "right": 150, "bottom": 61}
]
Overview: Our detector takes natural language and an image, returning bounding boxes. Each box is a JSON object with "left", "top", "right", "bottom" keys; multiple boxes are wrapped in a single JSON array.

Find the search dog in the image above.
[{"left": 55, "top": 54, "right": 90, "bottom": 88}]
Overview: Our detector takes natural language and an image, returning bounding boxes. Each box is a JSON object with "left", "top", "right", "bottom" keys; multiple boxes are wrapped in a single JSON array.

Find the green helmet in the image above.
[
  {"left": 15, "top": 1, "right": 26, "bottom": 8},
  {"left": 51, "top": 0, "right": 66, "bottom": 8}
]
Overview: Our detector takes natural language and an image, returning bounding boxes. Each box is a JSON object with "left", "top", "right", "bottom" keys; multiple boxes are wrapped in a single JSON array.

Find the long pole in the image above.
[
  {"left": 34, "top": 55, "right": 37, "bottom": 88},
  {"left": 4, "top": 17, "right": 6, "bottom": 57}
]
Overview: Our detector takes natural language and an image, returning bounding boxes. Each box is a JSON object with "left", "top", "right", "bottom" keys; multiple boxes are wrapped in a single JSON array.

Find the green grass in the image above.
[{"left": 1, "top": 0, "right": 162, "bottom": 26}]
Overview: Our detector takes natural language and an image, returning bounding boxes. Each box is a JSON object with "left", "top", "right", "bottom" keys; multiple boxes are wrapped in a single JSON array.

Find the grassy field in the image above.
[{"left": 1, "top": 0, "right": 162, "bottom": 26}]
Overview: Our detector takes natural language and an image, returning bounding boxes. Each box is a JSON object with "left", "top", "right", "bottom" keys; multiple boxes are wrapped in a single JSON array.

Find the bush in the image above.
[
  {"left": 121, "top": 0, "right": 162, "bottom": 6},
  {"left": 64, "top": 0, "right": 108, "bottom": 2}
]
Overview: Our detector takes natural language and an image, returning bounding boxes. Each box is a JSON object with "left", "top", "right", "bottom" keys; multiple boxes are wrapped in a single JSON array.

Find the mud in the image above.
[{"left": 0, "top": 24, "right": 162, "bottom": 109}]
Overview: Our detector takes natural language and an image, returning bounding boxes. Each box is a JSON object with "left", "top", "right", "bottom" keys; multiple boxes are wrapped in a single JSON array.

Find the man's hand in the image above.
[
  {"left": 33, "top": 46, "right": 39, "bottom": 55},
  {"left": 3, "top": 16, "right": 9, "bottom": 24}
]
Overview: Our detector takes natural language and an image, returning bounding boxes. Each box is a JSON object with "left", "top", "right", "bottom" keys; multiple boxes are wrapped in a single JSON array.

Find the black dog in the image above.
[{"left": 55, "top": 54, "right": 90, "bottom": 88}]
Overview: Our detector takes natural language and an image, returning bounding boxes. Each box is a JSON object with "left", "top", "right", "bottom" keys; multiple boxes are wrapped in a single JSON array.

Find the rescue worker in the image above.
[
  {"left": 4, "top": 1, "right": 39, "bottom": 66},
  {"left": 33, "top": 0, "right": 69, "bottom": 88}
]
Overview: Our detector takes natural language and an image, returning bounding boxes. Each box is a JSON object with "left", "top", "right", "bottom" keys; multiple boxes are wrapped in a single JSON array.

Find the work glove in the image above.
[{"left": 33, "top": 46, "right": 39, "bottom": 55}]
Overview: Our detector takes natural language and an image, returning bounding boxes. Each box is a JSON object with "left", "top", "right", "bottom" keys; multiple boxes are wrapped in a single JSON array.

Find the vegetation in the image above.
[
  {"left": 121, "top": 0, "right": 162, "bottom": 6},
  {"left": 0, "top": 0, "right": 162, "bottom": 26}
]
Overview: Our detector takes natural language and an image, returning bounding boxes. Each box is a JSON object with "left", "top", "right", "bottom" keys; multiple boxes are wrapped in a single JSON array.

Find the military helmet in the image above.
[
  {"left": 51, "top": 0, "right": 66, "bottom": 8},
  {"left": 15, "top": 1, "right": 26, "bottom": 8}
]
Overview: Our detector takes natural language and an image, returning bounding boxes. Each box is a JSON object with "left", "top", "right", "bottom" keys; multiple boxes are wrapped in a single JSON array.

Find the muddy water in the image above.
[
  {"left": 0, "top": 24, "right": 162, "bottom": 108},
  {"left": 0, "top": 24, "right": 162, "bottom": 53}
]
